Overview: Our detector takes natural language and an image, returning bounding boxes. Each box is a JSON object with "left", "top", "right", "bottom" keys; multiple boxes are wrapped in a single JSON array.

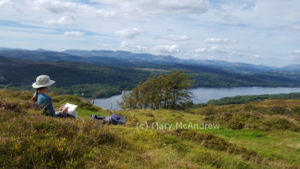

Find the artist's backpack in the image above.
[{"left": 105, "top": 114, "right": 125, "bottom": 125}]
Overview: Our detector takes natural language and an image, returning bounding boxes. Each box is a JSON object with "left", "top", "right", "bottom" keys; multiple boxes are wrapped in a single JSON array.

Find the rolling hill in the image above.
[
  {"left": 0, "top": 48, "right": 280, "bottom": 73},
  {"left": 0, "top": 56, "right": 150, "bottom": 97},
  {"left": 0, "top": 90, "right": 299, "bottom": 168},
  {"left": 1, "top": 48, "right": 300, "bottom": 98}
]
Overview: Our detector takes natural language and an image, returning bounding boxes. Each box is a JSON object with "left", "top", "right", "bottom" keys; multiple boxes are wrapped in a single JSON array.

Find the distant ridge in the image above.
[
  {"left": 0, "top": 47, "right": 284, "bottom": 73},
  {"left": 1, "top": 54, "right": 300, "bottom": 98}
]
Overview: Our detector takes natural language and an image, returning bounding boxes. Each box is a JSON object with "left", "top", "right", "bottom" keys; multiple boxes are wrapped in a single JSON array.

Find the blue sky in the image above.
[{"left": 0, "top": 0, "right": 300, "bottom": 66}]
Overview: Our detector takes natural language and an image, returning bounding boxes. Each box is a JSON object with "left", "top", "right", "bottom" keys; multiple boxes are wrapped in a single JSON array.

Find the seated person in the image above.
[{"left": 31, "top": 75, "right": 68, "bottom": 117}]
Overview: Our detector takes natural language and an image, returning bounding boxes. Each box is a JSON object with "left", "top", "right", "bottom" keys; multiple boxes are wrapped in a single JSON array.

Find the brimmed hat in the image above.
[{"left": 32, "top": 75, "right": 55, "bottom": 89}]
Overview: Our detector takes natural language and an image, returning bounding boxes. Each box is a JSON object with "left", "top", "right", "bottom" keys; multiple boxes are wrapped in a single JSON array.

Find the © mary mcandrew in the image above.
[{"left": 137, "top": 122, "right": 220, "bottom": 130}]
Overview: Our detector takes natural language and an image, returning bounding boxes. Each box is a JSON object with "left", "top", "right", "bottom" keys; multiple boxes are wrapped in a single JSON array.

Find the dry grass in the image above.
[{"left": 0, "top": 90, "right": 299, "bottom": 168}]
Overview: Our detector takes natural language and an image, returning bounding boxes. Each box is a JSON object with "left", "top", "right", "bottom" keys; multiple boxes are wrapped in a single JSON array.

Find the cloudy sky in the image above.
[{"left": 0, "top": 0, "right": 300, "bottom": 66}]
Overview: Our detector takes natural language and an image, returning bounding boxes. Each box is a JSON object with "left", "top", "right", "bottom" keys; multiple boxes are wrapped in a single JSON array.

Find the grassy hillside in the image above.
[
  {"left": 195, "top": 92, "right": 300, "bottom": 107},
  {"left": 0, "top": 90, "right": 299, "bottom": 168}
]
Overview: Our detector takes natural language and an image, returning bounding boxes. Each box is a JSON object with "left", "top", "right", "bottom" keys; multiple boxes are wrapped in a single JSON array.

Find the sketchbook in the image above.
[{"left": 55, "top": 103, "right": 78, "bottom": 117}]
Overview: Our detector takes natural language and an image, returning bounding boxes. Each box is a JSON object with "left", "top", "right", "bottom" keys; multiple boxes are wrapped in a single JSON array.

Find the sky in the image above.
[{"left": 0, "top": 0, "right": 300, "bottom": 66}]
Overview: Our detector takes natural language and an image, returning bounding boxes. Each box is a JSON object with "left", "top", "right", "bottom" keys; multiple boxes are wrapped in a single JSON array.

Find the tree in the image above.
[{"left": 119, "top": 71, "right": 193, "bottom": 110}]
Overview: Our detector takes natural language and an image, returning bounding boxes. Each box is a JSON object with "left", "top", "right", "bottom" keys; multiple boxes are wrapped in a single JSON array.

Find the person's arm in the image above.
[
  {"left": 56, "top": 105, "right": 68, "bottom": 113},
  {"left": 56, "top": 105, "right": 65, "bottom": 112}
]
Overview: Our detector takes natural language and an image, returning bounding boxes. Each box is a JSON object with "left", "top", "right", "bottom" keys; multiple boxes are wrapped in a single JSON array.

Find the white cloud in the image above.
[
  {"left": 290, "top": 50, "right": 300, "bottom": 60},
  {"left": 33, "top": 0, "right": 81, "bottom": 13},
  {"left": 97, "top": 43, "right": 113, "bottom": 49},
  {"left": 149, "top": 0, "right": 210, "bottom": 14},
  {"left": 120, "top": 41, "right": 147, "bottom": 52},
  {"left": 250, "top": 54, "right": 261, "bottom": 59},
  {"left": 120, "top": 41, "right": 129, "bottom": 48},
  {"left": 293, "top": 50, "right": 300, "bottom": 55},
  {"left": 64, "top": 31, "right": 84, "bottom": 36},
  {"left": 92, "top": 0, "right": 210, "bottom": 14},
  {"left": 95, "top": 9, "right": 115, "bottom": 17},
  {"left": 204, "top": 38, "right": 231, "bottom": 44},
  {"left": 164, "top": 34, "right": 190, "bottom": 41},
  {"left": 130, "top": 45, "right": 147, "bottom": 52},
  {"left": 207, "top": 0, "right": 300, "bottom": 28},
  {"left": 0, "top": 0, "right": 299, "bottom": 66},
  {"left": 155, "top": 45, "right": 179, "bottom": 53},
  {"left": 195, "top": 46, "right": 262, "bottom": 59},
  {"left": 0, "top": 0, "right": 10, "bottom": 6},
  {"left": 195, "top": 48, "right": 207, "bottom": 53},
  {"left": 115, "top": 28, "right": 142, "bottom": 39},
  {"left": 44, "top": 16, "right": 73, "bottom": 25},
  {"left": 195, "top": 45, "right": 226, "bottom": 53},
  {"left": 33, "top": 0, "right": 115, "bottom": 17},
  {"left": 102, "top": 44, "right": 112, "bottom": 48},
  {"left": 134, "top": 45, "right": 146, "bottom": 51}
]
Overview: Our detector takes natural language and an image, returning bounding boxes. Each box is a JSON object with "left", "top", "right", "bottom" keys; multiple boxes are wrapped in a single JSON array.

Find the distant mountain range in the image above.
[
  {"left": 1, "top": 47, "right": 300, "bottom": 98},
  {"left": 0, "top": 47, "right": 294, "bottom": 73}
]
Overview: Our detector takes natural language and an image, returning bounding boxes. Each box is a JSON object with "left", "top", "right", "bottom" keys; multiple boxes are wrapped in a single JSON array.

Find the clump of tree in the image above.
[{"left": 119, "top": 72, "right": 193, "bottom": 110}]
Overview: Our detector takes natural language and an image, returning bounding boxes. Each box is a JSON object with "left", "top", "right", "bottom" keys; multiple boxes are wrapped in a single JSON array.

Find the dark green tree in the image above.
[{"left": 119, "top": 72, "right": 193, "bottom": 110}]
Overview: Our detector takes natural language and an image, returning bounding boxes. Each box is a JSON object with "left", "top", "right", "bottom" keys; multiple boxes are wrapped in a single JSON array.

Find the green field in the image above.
[{"left": 0, "top": 90, "right": 299, "bottom": 168}]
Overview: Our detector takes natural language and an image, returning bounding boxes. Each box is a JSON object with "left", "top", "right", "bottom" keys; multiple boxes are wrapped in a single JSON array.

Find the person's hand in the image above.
[
  {"left": 62, "top": 107, "right": 68, "bottom": 113},
  {"left": 56, "top": 105, "right": 65, "bottom": 111}
]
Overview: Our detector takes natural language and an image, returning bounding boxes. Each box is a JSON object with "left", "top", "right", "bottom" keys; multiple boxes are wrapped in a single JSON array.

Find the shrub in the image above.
[
  {"left": 201, "top": 105, "right": 216, "bottom": 115},
  {"left": 226, "top": 112, "right": 251, "bottom": 129},
  {"left": 264, "top": 118, "right": 295, "bottom": 130},
  {"left": 291, "top": 106, "right": 300, "bottom": 115},
  {"left": 173, "top": 129, "right": 261, "bottom": 162},
  {"left": 0, "top": 109, "right": 129, "bottom": 169},
  {"left": 0, "top": 100, "right": 22, "bottom": 113},
  {"left": 270, "top": 105, "right": 287, "bottom": 114}
]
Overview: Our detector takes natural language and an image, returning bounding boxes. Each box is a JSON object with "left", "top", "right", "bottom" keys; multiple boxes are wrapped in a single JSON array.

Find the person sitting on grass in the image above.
[{"left": 31, "top": 75, "right": 67, "bottom": 117}]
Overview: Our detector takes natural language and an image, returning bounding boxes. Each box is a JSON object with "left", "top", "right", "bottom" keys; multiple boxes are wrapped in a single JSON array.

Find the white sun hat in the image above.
[{"left": 32, "top": 75, "right": 55, "bottom": 89}]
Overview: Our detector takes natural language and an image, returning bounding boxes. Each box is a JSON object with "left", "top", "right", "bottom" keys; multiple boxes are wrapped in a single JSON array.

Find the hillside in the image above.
[
  {"left": 0, "top": 56, "right": 150, "bottom": 98},
  {"left": 3, "top": 48, "right": 300, "bottom": 74},
  {"left": 0, "top": 90, "right": 299, "bottom": 168},
  {"left": 2, "top": 55, "right": 300, "bottom": 100},
  {"left": 196, "top": 92, "right": 300, "bottom": 106},
  {"left": 0, "top": 48, "right": 282, "bottom": 73}
]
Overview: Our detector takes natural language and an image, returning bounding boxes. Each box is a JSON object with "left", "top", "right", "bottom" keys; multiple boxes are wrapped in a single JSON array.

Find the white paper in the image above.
[
  {"left": 64, "top": 103, "right": 77, "bottom": 113},
  {"left": 55, "top": 103, "right": 78, "bottom": 117},
  {"left": 65, "top": 103, "right": 78, "bottom": 117}
]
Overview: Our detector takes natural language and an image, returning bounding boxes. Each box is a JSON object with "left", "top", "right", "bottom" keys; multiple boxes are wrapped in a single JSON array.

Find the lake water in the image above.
[{"left": 93, "top": 87, "right": 300, "bottom": 110}]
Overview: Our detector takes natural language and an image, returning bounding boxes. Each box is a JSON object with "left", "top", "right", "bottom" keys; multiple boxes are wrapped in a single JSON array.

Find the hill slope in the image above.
[
  {"left": 2, "top": 55, "right": 300, "bottom": 99},
  {"left": 0, "top": 56, "right": 149, "bottom": 97},
  {"left": 0, "top": 48, "right": 280, "bottom": 73},
  {"left": 6, "top": 47, "right": 300, "bottom": 74},
  {"left": 0, "top": 90, "right": 299, "bottom": 169}
]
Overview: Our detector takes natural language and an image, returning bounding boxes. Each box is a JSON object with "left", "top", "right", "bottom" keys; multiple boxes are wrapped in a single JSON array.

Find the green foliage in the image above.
[
  {"left": 51, "top": 83, "right": 122, "bottom": 98},
  {"left": 173, "top": 129, "right": 261, "bottom": 162},
  {"left": 0, "top": 57, "right": 150, "bottom": 98},
  {"left": 120, "top": 72, "right": 193, "bottom": 110},
  {"left": 263, "top": 118, "right": 296, "bottom": 130},
  {"left": 198, "top": 92, "right": 300, "bottom": 107},
  {"left": 191, "top": 100, "right": 300, "bottom": 131},
  {"left": 0, "top": 116, "right": 125, "bottom": 168}
]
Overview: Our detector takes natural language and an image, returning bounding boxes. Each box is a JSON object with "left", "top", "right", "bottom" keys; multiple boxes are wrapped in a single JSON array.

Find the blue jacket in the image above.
[{"left": 36, "top": 93, "right": 56, "bottom": 117}]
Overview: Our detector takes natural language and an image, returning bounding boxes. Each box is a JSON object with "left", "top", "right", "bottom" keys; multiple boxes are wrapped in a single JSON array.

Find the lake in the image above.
[{"left": 93, "top": 87, "right": 300, "bottom": 110}]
